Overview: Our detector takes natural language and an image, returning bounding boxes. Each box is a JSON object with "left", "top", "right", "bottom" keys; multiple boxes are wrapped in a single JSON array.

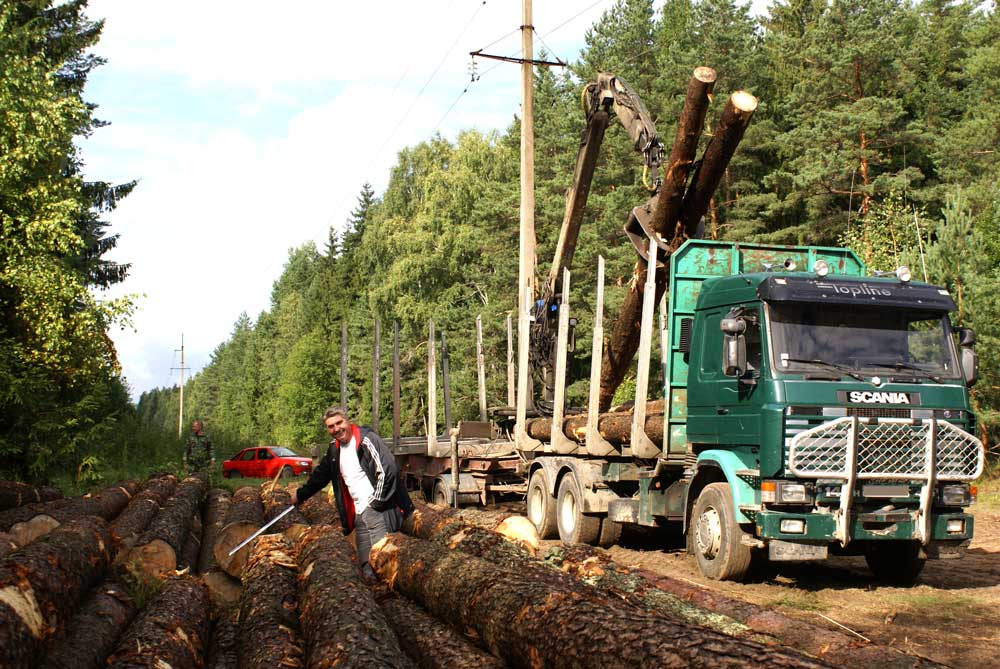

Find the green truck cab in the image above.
[{"left": 525, "top": 239, "right": 984, "bottom": 583}]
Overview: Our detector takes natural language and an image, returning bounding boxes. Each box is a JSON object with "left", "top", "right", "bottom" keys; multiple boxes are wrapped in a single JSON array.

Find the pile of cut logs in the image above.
[{"left": 0, "top": 476, "right": 939, "bottom": 668}]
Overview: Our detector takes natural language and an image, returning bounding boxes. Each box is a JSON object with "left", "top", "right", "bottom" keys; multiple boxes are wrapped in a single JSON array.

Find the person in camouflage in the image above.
[{"left": 185, "top": 420, "right": 214, "bottom": 471}]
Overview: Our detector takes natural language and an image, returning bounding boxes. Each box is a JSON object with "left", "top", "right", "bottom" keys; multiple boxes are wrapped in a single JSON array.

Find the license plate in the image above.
[
  {"left": 769, "top": 540, "right": 828, "bottom": 562},
  {"left": 862, "top": 484, "right": 909, "bottom": 498}
]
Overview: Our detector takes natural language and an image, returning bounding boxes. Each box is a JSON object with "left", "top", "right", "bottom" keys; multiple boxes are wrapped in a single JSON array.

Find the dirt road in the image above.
[{"left": 598, "top": 510, "right": 1000, "bottom": 668}]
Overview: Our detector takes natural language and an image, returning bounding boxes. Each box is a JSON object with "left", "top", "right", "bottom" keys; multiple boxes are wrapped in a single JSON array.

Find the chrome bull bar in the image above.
[{"left": 788, "top": 417, "right": 984, "bottom": 546}]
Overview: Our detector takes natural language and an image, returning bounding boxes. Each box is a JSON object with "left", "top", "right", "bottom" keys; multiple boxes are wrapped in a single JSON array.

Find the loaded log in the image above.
[
  {"left": 39, "top": 579, "right": 137, "bottom": 669},
  {"left": 110, "top": 474, "right": 177, "bottom": 551},
  {"left": 525, "top": 402, "right": 665, "bottom": 445},
  {"left": 201, "top": 568, "right": 241, "bottom": 610},
  {"left": 0, "top": 516, "right": 112, "bottom": 669},
  {"left": 8, "top": 513, "right": 60, "bottom": 547},
  {"left": 124, "top": 473, "right": 208, "bottom": 580},
  {"left": 213, "top": 485, "right": 264, "bottom": 578},
  {"left": 206, "top": 609, "right": 239, "bottom": 669},
  {"left": 238, "top": 533, "right": 304, "bottom": 669},
  {"left": 380, "top": 594, "right": 505, "bottom": 669},
  {"left": 197, "top": 488, "right": 231, "bottom": 574},
  {"left": 371, "top": 533, "right": 830, "bottom": 669},
  {"left": 178, "top": 511, "right": 203, "bottom": 573},
  {"left": 549, "top": 544, "right": 938, "bottom": 669},
  {"left": 432, "top": 504, "right": 539, "bottom": 552},
  {"left": 0, "top": 480, "right": 62, "bottom": 511},
  {"left": 296, "top": 525, "right": 414, "bottom": 669},
  {"left": 407, "top": 499, "right": 538, "bottom": 556},
  {"left": 598, "top": 89, "right": 758, "bottom": 411},
  {"left": 106, "top": 575, "right": 210, "bottom": 669}
]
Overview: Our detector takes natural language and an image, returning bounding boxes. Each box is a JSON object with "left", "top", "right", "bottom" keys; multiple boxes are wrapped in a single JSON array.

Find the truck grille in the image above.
[
  {"left": 847, "top": 406, "right": 909, "bottom": 419},
  {"left": 787, "top": 417, "right": 983, "bottom": 481}
]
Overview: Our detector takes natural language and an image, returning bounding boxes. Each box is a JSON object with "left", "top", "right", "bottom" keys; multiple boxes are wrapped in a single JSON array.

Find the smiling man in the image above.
[{"left": 291, "top": 405, "right": 413, "bottom": 580}]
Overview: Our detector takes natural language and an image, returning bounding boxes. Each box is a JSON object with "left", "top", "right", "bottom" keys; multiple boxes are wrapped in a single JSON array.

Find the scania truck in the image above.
[{"left": 522, "top": 239, "right": 984, "bottom": 583}]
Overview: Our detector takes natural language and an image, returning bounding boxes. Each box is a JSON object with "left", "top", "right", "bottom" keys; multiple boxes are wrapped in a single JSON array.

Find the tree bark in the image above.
[
  {"left": 197, "top": 488, "right": 231, "bottom": 574},
  {"left": 0, "top": 516, "right": 112, "bottom": 669},
  {"left": 178, "top": 511, "right": 202, "bottom": 573},
  {"left": 106, "top": 575, "right": 210, "bottom": 669},
  {"left": 213, "top": 486, "right": 265, "bottom": 578},
  {"left": 380, "top": 593, "right": 505, "bottom": 669},
  {"left": 0, "top": 481, "right": 62, "bottom": 511},
  {"left": 299, "top": 490, "right": 341, "bottom": 528},
  {"left": 0, "top": 531, "right": 17, "bottom": 559},
  {"left": 549, "top": 545, "right": 938, "bottom": 669},
  {"left": 206, "top": 609, "right": 239, "bottom": 669},
  {"left": 124, "top": 473, "right": 207, "bottom": 579},
  {"left": 525, "top": 405, "right": 665, "bottom": 445},
  {"left": 261, "top": 483, "right": 309, "bottom": 533},
  {"left": 649, "top": 66, "right": 717, "bottom": 246},
  {"left": 0, "top": 481, "right": 138, "bottom": 532},
  {"left": 110, "top": 474, "right": 178, "bottom": 551},
  {"left": 404, "top": 499, "right": 538, "bottom": 560},
  {"left": 39, "top": 579, "right": 137, "bottom": 669},
  {"left": 370, "top": 533, "right": 831, "bottom": 669},
  {"left": 238, "top": 533, "right": 304, "bottom": 669},
  {"left": 296, "top": 525, "right": 414, "bottom": 669}
]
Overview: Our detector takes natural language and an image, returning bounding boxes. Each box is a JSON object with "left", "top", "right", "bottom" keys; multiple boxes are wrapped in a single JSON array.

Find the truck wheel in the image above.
[
  {"left": 279, "top": 466, "right": 293, "bottom": 478},
  {"left": 689, "top": 482, "right": 752, "bottom": 581},
  {"left": 432, "top": 479, "right": 451, "bottom": 507},
  {"left": 556, "top": 471, "right": 601, "bottom": 545},
  {"left": 597, "top": 517, "right": 622, "bottom": 547},
  {"left": 526, "top": 469, "right": 558, "bottom": 539},
  {"left": 865, "top": 541, "right": 925, "bottom": 585}
]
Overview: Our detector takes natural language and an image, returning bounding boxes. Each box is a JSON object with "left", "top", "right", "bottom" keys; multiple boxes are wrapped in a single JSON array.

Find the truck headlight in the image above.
[
  {"left": 940, "top": 483, "right": 972, "bottom": 506},
  {"left": 763, "top": 480, "right": 814, "bottom": 504},
  {"left": 946, "top": 518, "right": 965, "bottom": 534},
  {"left": 780, "top": 519, "right": 806, "bottom": 534}
]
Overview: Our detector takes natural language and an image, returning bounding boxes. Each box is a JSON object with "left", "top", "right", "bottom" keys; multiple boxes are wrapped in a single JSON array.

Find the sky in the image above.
[{"left": 81, "top": 0, "right": 765, "bottom": 399}]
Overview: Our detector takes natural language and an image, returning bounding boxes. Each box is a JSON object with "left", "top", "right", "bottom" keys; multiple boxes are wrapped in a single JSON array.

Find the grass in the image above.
[
  {"left": 883, "top": 592, "right": 984, "bottom": 623},
  {"left": 974, "top": 461, "right": 1000, "bottom": 514},
  {"left": 766, "top": 591, "right": 828, "bottom": 612}
]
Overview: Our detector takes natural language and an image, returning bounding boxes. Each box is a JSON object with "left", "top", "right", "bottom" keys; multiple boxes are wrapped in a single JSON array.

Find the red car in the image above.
[{"left": 222, "top": 446, "right": 313, "bottom": 479}]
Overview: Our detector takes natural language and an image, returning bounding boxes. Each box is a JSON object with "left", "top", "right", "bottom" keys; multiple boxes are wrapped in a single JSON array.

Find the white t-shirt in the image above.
[{"left": 339, "top": 436, "right": 375, "bottom": 514}]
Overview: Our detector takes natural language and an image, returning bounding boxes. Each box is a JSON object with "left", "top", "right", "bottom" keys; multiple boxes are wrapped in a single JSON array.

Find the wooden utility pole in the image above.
[
  {"left": 515, "top": 0, "right": 536, "bottom": 449},
  {"left": 173, "top": 334, "right": 188, "bottom": 438},
  {"left": 476, "top": 315, "right": 487, "bottom": 422},
  {"left": 393, "top": 321, "right": 401, "bottom": 449}
]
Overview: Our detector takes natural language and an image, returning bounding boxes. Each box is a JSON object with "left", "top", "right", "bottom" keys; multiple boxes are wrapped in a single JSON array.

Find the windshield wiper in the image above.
[
  {"left": 781, "top": 357, "right": 867, "bottom": 382},
  {"left": 867, "top": 360, "right": 943, "bottom": 383}
]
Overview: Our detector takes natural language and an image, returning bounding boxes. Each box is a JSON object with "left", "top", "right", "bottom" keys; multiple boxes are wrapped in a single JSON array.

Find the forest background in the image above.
[{"left": 3, "top": 0, "right": 999, "bottom": 483}]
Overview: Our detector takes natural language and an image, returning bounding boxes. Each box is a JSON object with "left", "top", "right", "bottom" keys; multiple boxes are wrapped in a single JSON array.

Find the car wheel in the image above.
[
  {"left": 556, "top": 471, "right": 601, "bottom": 545},
  {"left": 865, "top": 541, "right": 925, "bottom": 585},
  {"left": 526, "top": 468, "right": 558, "bottom": 539},
  {"left": 230, "top": 471, "right": 242, "bottom": 479},
  {"left": 280, "top": 466, "right": 293, "bottom": 478},
  {"left": 688, "top": 482, "right": 752, "bottom": 581}
]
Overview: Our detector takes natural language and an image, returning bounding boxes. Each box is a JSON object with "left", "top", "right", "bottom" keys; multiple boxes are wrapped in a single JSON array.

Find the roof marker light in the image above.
[
  {"left": 813, "top": 259, "right": 830, "bottom": 277},
  {"left": 783, "top": 259, "right": 798, "bottom": 271},
  {"left": 896, "top": 266, "right": 912, "bottom": 282}
]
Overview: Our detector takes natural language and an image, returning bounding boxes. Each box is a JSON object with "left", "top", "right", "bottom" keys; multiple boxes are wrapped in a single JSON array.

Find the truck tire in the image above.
[
  {"left": 556, "top": 471, "right": 601, "bottom": 545},
  {"left": 865, "top": 541, "right": 925, "bottom": 585},
  {"left": 689, "top": 482, "right": 752, "bottom": 581},
  {"left": 597, "top": 517, "right": 622, "bottom": 547},
  {"left": 432, "top": 479, "right": 450, "bottom": 507},
  {"left": 526, "top": 469, "right": 558, "bottom": 539}
]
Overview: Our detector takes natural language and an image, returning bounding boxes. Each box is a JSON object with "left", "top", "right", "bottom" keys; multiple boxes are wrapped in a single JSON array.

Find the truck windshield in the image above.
[{"left": 767, "top": 303, "right": 960, "bottom": 379}]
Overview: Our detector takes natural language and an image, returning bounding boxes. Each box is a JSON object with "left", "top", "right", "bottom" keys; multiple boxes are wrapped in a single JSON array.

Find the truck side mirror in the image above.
[
  {"left": 723, "top": 334, "right": 747, "bottom": 377},
  {"left": 958, "top": 328, "right": 977, "bottom": 386}
]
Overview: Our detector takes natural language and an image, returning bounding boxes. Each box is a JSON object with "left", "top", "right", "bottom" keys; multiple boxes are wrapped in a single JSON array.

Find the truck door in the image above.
[{"left": 689, "top": 306, "right": 764, "bottom": 444}]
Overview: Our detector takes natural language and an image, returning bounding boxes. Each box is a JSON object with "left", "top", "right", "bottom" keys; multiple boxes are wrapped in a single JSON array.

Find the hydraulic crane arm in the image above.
[{"left": 545, "top": 73, "right": 664, "bottom": 299}]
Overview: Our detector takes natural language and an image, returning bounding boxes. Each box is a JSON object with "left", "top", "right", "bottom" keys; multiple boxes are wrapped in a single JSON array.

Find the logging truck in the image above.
[
  {"left": 520, "top": 239, "right": 984, "bottom": 583},
  {"left": 511, "top": 69, "right": 984, "bottom": 582}
]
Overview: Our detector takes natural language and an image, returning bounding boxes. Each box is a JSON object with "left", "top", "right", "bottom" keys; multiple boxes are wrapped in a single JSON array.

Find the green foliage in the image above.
[{"left": 133, "top": 0, "right": 1000, "bottom": 450}]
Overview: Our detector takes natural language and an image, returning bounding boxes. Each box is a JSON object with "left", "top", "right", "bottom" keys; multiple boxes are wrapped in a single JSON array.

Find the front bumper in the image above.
[{"left": 756, "top": 509, "right": 974, "bottom": 544}]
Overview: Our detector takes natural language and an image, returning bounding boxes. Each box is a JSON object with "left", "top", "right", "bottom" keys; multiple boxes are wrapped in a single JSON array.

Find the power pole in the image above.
[{"left": 172, "top": 334, "right": 188, "bottom": 438}]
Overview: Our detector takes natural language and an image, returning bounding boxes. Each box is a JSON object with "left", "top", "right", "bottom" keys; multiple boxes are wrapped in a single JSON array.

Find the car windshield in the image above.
[
  {"left": 768, "top": 303, "right": 960, "bottom": 379},
  {"left": 271, "top": 447, "right": 298, "bottom": 457}
]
